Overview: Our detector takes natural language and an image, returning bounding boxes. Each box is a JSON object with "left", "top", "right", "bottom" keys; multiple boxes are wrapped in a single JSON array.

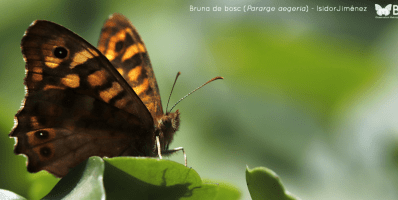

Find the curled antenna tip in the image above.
[
  {"left": 200, "top": 76, "right": 223, "bottom": 87},
  {"left": 169, "top": 75, "right": 223, "bottom": 112}
]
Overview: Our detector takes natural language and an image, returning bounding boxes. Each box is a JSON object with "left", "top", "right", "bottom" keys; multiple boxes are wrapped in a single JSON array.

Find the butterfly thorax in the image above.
[{"left": 155, "top": 110, "right": 180, "bottom": 152}]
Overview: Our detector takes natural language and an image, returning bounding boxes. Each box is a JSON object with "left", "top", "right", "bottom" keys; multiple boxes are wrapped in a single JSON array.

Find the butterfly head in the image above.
[{"left": 156, "top": 110, "right": 180, "bottom": 150}]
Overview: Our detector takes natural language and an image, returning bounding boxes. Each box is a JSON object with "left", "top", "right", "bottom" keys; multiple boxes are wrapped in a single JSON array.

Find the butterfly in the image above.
[
  {"left": 375, "top": 4, "right": 392, "bottom": 16},
  {"left": 10, "top": 13, "right": 222, "bottom": 177}
]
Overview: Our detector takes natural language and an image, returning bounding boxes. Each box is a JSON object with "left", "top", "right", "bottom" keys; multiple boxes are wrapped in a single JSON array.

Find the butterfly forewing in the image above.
[
  {"left": 10, "top": 20, "right": 156, "bottom": 177},
  {"left": 97, "top": 14, "right": 163, "bottom": 119}
]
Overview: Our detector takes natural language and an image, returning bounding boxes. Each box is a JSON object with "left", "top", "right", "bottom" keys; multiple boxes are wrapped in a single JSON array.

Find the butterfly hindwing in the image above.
[
  {"left": 98, "top": 14, "right": 163, "bottom": 119},
  {"left": 12, "top": 90, "right": 141, "bottom": 177},
  {"left": 10, "top": 20, "right": 156, "bottom": 177}
]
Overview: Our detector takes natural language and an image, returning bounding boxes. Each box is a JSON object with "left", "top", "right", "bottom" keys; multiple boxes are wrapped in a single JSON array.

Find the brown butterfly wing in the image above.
[
  {"left": 98, "top": 14, "right": 163, "bottom": 119},
  {"left": 10, "top": 20, "right": 155, "bottom": 177}
]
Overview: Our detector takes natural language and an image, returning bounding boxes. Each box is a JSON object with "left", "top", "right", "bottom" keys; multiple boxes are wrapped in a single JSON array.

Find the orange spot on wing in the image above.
[
  {"left": 99, "top": 82, "right": 123, "bottom": 103},
  {"left": 61, "top": 74, "right": 80, "bottom": 88},
  {"left": 47, "top": 56, "right": 62, "bottom": 64},
  {"left": 127, "top": 66, "right": 142, "bottom": 82},
  {"left": 114, "top": 98, "right": 128, "bottom": 109},
  {"left": 133, "top": 78, "right": 149, "bottom": 96},
  {"left": 43, "top": 85, "right": 65, "bottom": 91},
  {"left": 105, "top": 53, "right": 115, "bottom": 61},
  {"left": 32, "top": 73, "right": 43, "bottom": 82},
  {"left": 45, "top": 62, "right": 59, "bottom": 68},
  {"left": 32, "top": 67, "right": 43, "bottom": 73},
  {"left": 70, "top": 49, "right": 97, "bottom": 69},
  {"left": 105, "top": 31, "right": 126, "bottom": 61},
  {"left": 87, "top": 69, "right": 107, "bottom": 87},
  {"left": 44, "top": 57, "right": 61, "bottom": 68},
  {"left": 122, "top": 43, "right": 146, "bottom": 62}
]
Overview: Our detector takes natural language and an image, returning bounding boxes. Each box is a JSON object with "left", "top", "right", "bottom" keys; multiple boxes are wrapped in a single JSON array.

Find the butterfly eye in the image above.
[
  {"left": 34, "top": 130, "right": 49, "bottom": 140},
  {"left": 53, "top": 46, "right": 68, "bottom": 58},
  {"left": 164, "top": 121, "right": 172, "bottom": 128},
  {"left": 40, "top": 147, "right": 52, "bottom": 157},
  {"left": 115, "top": 41, "right": 124, "bottom": 52}
]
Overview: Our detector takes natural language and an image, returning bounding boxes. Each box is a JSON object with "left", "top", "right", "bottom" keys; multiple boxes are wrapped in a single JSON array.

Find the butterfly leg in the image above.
[
  {"left": 156, "top": 136, "right": 163, "bottom": 159},
  {"left": 162, "top": 147, "right": 187, "bottom": 167},
  {"left": 156, "top": 136, "right": 187, "bottom": 166}
]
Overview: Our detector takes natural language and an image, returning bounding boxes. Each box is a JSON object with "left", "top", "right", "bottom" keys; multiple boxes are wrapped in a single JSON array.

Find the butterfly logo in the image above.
[{"left": 375, "top": 4, "right": 392, "bottom": 16}]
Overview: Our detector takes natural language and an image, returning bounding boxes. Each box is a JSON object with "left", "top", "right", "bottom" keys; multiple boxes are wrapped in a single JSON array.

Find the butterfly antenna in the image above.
[
  {"left": 169, "top": 76, "right": 224, "bottom": 112},
  {"left": 166, "top": 72, "right": 181, "bottom": 114}
]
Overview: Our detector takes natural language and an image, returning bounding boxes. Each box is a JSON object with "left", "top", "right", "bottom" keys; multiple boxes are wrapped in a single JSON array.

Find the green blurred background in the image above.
[{"left": 1, "top": 0, "right": 398, "bottom": 199}]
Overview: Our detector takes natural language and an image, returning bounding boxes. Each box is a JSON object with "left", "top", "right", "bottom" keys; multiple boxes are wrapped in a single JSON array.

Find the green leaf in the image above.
[
  {"left": 103, "top": 157, "right": 219, "bottom": 199},
  {"left": 246, "top": 166, "right": 299, "bottom": 200},
  {"left": 203, "top": 179, "right": 241, "bottom": 200},
  {"left": 42, "top": 156, "right": 105, "bottom": 199},
  {"left": 27, "top": 172, "right": 59, "bottom": 200},
  {"left": 32, "top": 156, "right": 236, "bottom": 199},
  {"left": 0, "top": 189, "right": 27, "bottom": 200},
  {"left": 3, "top": 157, "right": 240, "bottom": 199}
]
